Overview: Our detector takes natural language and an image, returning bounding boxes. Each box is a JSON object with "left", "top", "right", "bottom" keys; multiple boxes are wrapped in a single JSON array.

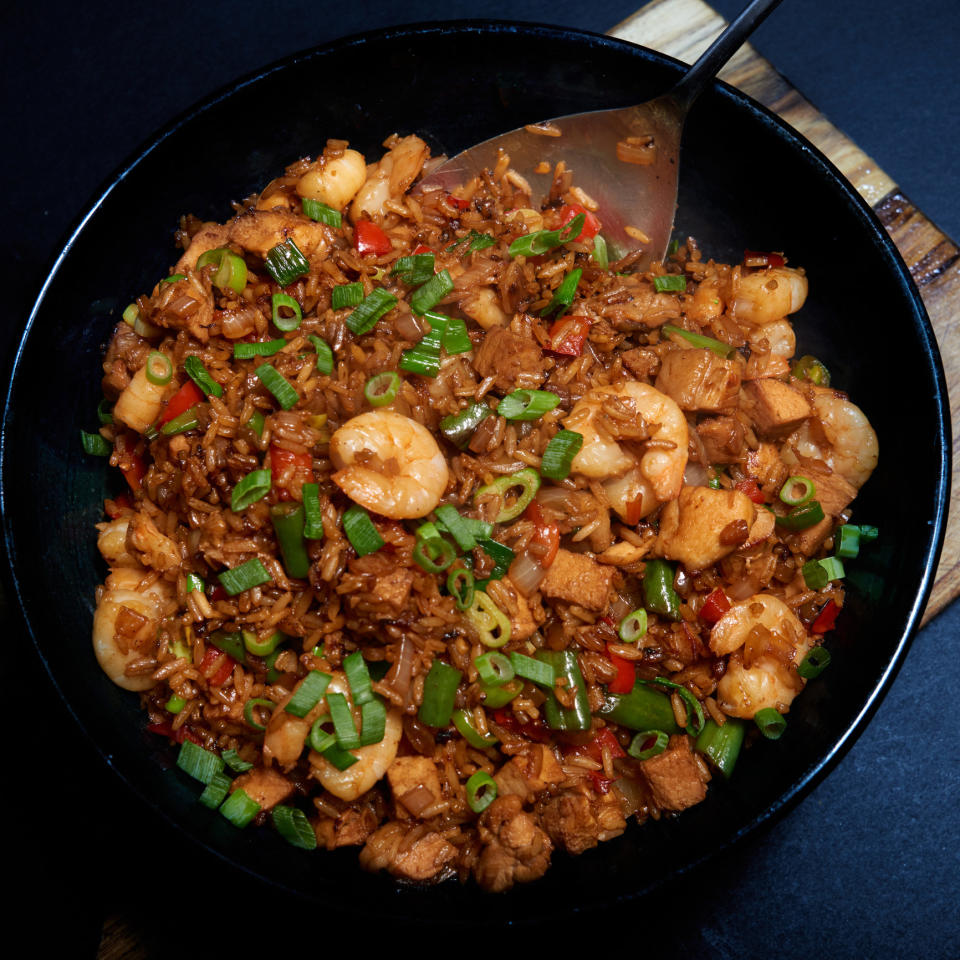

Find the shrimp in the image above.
[
  {"left": 710, "top": 594, "right": 812, "bottom": 718},
  {"left": 92, "top": 570, "right": 173, "bottom": 691},
  {"left": 329, "top": 410, "right": 449, "bottom": 519},
  {"left": 297, "top": 148, "right": 367, "bottom": 211},
  {"left": 745, "top": 319, "right": 796, "bottom": 379},
  {"left": 784, "top": 386, "right": 878, "bottom": 489},
  {"left": 731, "top": 267, "right": 808, "bottom": 325},
  {"left": 96, "top": 517, "right": 136, "bottom": 567},
  {"left": 563, "top": 381, "right": 688, "bottom": 520},
  {"left": 128, "top": 511, "right": 181, "bottom": 574},
  {"left": 113, "top": 362, "right": 170, "bottom": 434},
  {"left": 461, "top": 287, "right": 507, "bottom": 330},
  {"left": 308, "top": 673, "right": 403, "bottom": 801},
  {"left": 349, "top": 135, "right": 429, "bottom": 222}
]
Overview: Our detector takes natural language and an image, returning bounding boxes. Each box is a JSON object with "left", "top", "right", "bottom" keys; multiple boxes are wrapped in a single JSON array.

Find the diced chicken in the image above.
[
  {"left": 640, "top": 735, "right": 710, "bottom": 811},
  {"left": 596, "top": 540, "right": 651, "bottom": 566},
  {"left": 539, "top": 549, "right": 614, "bottom": 612},
  {"left": 475, "top": 795, "right": 553, "bottom": 893},
  {"left": 787, "top": 459, "right": 857, "bottom": 516},
  {"left": 360, "top": 822, "right": 458, "bottom": 883},
  {"left": 786, "top": 515, "right": 833, "bottom": 557},
  {"left": 620, "top": 346, "right": 660, "bottom": 380},
  {"left": 697, "top": 415, "right": 746, "bottom": 464},
  {"left": 743, "top": 379, "right": 811, "bottom": 437},
  {"left": 656, "top": 486, "right": 756, "bottom": 571},
  {"left": 373, "top": 567, "right": 415, "bottom": 614},
  {"left": 493, "top": 744, "right": 564, "bottom": 802},
  {"left": 741, "top": 505, "right": 776, "bottom": 550},
  {"left": 538, "top": 782, "right": 627, "bottom": 855},
  {"left": 600, "top": 283, "right": 682, "bottom": 330},
  {"left": 745, "top": 442, "right": 789, "bottom": 496},
  {"left": 654, "top": 348, "right": 741, "bottom": 414},
  {"left": 473, "top": 327, "right": 546, "bottom": 392},
  {"left": 148, "top": 271, "right": 215, "bottom": 342},
  {"left": 314, "top": 805, "right": 378, "bottom": 849},
  {"left": 386, "top": 755, "right": 444, "bottom": 818},
  {"left": 231, "top": 766, "right": 294, "bottom": 812}
]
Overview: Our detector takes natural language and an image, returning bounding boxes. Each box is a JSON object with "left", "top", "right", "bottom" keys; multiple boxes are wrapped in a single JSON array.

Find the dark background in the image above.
[{"left": 3, "top": 0, "right": 958, "bottom": 955}]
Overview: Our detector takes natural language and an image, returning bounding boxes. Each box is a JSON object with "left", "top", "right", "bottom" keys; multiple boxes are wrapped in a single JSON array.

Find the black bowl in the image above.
[{"left": 2, "top": 21, "right": 948, "bottom": 924}]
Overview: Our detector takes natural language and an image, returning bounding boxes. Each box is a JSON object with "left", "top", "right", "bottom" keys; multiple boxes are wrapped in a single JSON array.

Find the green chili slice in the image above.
[
  {"left": 497, "top": 389, "right": 561, "bottom": 421},
  {"left": 270, "top": 502, "right": 310, "bottom": 579},
  {"left": 474, "top": 468, "right": 541, "bottom": 523},
  {"left": 418, "top": 659, "right": 462, "bottom": 727}
]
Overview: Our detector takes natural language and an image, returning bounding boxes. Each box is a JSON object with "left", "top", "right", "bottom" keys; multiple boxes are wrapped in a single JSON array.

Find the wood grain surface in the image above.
[{"left": 611, "top": 0, "right": 959, "bottom": 625}]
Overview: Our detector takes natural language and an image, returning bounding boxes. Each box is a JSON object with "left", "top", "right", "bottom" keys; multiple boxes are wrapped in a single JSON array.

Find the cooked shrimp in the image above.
[
  {"left": 96, "top": 517, "right": 136, "bottom": 567},
  {"left": 710, "top": 594, "right": 812, "bottom": 718},
  {"left": 113, "top": 362, "right": 169, "bottom": 434},
  {"left": 263, "top": 678, "right": 317, "bottom": 770},
  {"left": 784, "top": 387, "right": 878, "bottom": 488},
  {"left": 92, "top": 571, "right": 173, "bottom": 691},
  {"left": 128, "top": 511, "right": 181, "bottom": 574},
  {"left": 731, "top": 267, "right": 808, "bottom": 325},
  {"left": 745, "top": 319, "right": 796, "bottom": 379},
  {"left": 349, "top": 135, "right": 429, "bottom": 222},
  {"left": 686, "top": 277, "right": 724, "bottom": 324},
  {"left": 308, "top": 673, "right": 403, "bottom": 801},
  {"left": 461, "top": 287, "right": 507, "bottom": 330},
  {"left": 329, "top": 410, "right": 449, "bottom": 519},
  {"left": 297, "top": 148, "right": 367, "bottom": 211},
  {"left": 564, "top": 381, "right": 688, "bottom": 520}
]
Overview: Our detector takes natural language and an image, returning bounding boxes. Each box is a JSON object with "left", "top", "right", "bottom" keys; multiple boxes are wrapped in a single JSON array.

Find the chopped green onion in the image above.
[
  {"left": 540, "top": 429, "right": 583, "bottom": 481},
  {"left": 145, "top": 351, "right": 173, "bottom": 385},
  {"left": 255, "top": 363, "right": 299, "bottom": 411},
  {"left": 342, "top": 504, "right": 384, "bottom": 556},
  {"left": 265, "top": 647, "right": 285, "bottom": 684},
  {"left": 219, "top": 787, "right": 260, "bottom": 828},
  {"left": 271, "top": 292, "right": 302, "bottom": 332},
  {"left": 465, "top": 770, "right": 498, "bottom": 813},
  {"left": 447, "top": 567, "right": 475, "bottom": 611},
  {"left": 196, "top": 247, "right": 248, "bottom": 294},
  {"left": 160, "top": 408, "right": 201, "bottom": 436},
  {"left": 343, "top": 650, "right": 374, "bottom": 706},
  {"left": 233, "top": 339, "right": 286, "bottom": 359},
  {"left": 97, "top": 398, "right": 114, "bottom": 424},
  {"left": 183, "top": 355, "right": 223, "bottom": 397},
  {"left": 285, "top": 670, "right": 332, "bottom": 718},
  {"left": 439, "top": 402, "right": 491, "bottom": 449},
  {"left": 413, "top": 536, "right": 456, "bottom": 574},
  {"left": 474, "top": 652, "right": 514, "bottom": 686},
  {"left": 644, "top": 677, "right": 705, "bottom": 736},
  {"left": 592, "top": 234, "right": 609, "bottom": 268},
  {"left": 264, "top": 239, "right": 310, "bottom": 287},
  {"left": 779, "top": 475, "right": 816, "bottom": 507},
  {"left": 858, "top": 524, "right": 879, "bottom": 544},
  {"left": 474, "top": 468, "right": 541, "bottom": 523},
  {"left": 618, "top": 609, "right": 648, "bottom": 642},
  {"left": 497, "top": 389, "right": 561, "bottom": 421},
  {"left": 754, "top": 707, "right": 787, "bottom": 740},
  {"left": 667, "top": 238, "right": 681, "bottom": 255},
  {"left": 541, "top": 268, "right": 582, "bottom": 317},
  {"left": 231, "top": 468, "right": 272, "bottom": 512},
  {"left": 465, "top": 590, "right": 511, "bottom": 649},
  {"left": 319, "top": 742, "right": 359, "bottom": 771},
  {"left": 331, "top": 282, "right": 364, "bottom": 310},
  {"left": 301, "top": 198, "right": 341, "bottom": 227},
  {"left": 418, "top": 659, "right": 463, "bottom": 727},
  {"left": 302, "top": 482, "right": 324, "bottom": 539},
  {"left": 509, "top": 651, "right": 554, "bottom": 689},
  {"left": 122, "top": 303, "right": 140, "bottom": 325},
  {"left": 243, "top": 697, "right": 275, "bottom": 731},
  {"left": 222, "top": 748, "right": 253, "bottom": 772},
  {"left": 508, "top": 214, "right": 585, "bottom": 258},
  {"left": 792, "top": 354, "right": 831, "bottom": 386},
  {"left": 359, "top": 698, "right": 386, "bottom": 746},
  {"left": 243, "top": 630, "right": 284, "bottom": 657},
  {"left": 272, "top": 805, "right": 317, "bottom": 850},
  {"left": 326, "top": 692, "right": 361, "bottom": 750},
  {"left": 436, "top": 515, "right": 493, "bottom": 542},
  {"left": 247, "top": 410, "right": 266, "bottom": 437},
  {"left": 802, "top": 556, "right": 845, "bottom": 590},
  {"left": 447, "top": 230, "right": 496, "bottom": 254},
  {"left": 776, "top": 499, "right": 825, "bottom": 531},
  {"left": 399, "top": 343, "right": 440, "bottom": 378},
  {"left": 306, "top": 335, "right": 334, "bottom": 375},
  {"left": 364, "top": 371, "right": 400, "bottom": 407},
  {"left": 535, "top": 650, "right": 590, "bottom": 731},
  {"left": 477, "top": 538, "right": 515, "bottom": 582},
  {"left": 434, "top": 504, "right": 478, "bottom": 552},
  {"left": 176, "top": 740, "right": 224, "bottom": 785},
  {"left": 308, "top": 714, "right": 337, "bottom": 754},
  {"left": 218, "top": 558, "right": 272, "bottom": 596},
  {"left": 480, "top": 678, "right": 523, "bottom": 708},
  {"left": 410, "top": 269, "right": 454, "bottom": 315},
  {"left": 391, "top": 253, "right": 435, "bottom": 285},
  {"left": 452, "top": 709, "right": 498, "bottom": 748},
  {"left": 798, "top": 646, "right": 832, "bottom": 679},
  {"left": 209, "top": 629, "right": 247, "bottom": 663},
  {"left": 346, "top": 287, "right": 397, "bottom": 336},
  {"left": 198, "top": 771, "right": 232, "bottom": 809},
  {"left": 627, "top": 730, "right": 669, "bottom": 761},
  {"left": 661, "top": 323, "right": 734, "bottom": 358},
  {"left": 186, "top": 573, "right": 205, "bottom": 594},
  {"left": 442, "top": 317, "right": 472, "bottom": 354},
  {"left": 652, "top": 274, "right": 687, "bottom": 293},
  {"left": 695, "top": 718, "right": 745, "bottom": 778},
  {"left": 835, "top": 524, "right": 861, "bottom": 559},
  {"left": 80, "top": 430, "right": 111, "bottom": 456},
  {"left": 643, "top": 559, "right": 681, "bottom": 620},
  {"left": 270, "top": 503, "right": 310, "bottom": 579},
  {"left": 708, "top": 475, "right": 723, "bottom": 490},
  {"left": 599, "top": 682, "right": 679, "bottom": 734}
]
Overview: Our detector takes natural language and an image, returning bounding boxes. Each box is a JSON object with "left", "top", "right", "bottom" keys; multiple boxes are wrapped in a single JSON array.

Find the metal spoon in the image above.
[{"left": 418, "top": 0, "right": 784, "bottom": 266}]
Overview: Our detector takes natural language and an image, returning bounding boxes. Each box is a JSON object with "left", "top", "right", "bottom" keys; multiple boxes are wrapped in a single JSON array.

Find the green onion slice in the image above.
[
  {"left": 222, "top": 748, "right": 253, "bottom": 772},
  {"left": 196, "top": 247, "right": 248, "bottom": 294},
  {"left": 434, "top": 504, "right": 477, "bottom": 552},
  {"left": 307, "top": 335, "right": 334, "bottom": 375},
  {"left": 264, "top": 239, "right": 310, "bottom": 287},
  {"left": 792, "top": 354, "right": 831, "bottom": 386},
  {"left": 413, "top": 536, "right": 456, "bottom": 574},
  {"left": 540, "top": 429, "right": 583, "bottom": 481},
  {"left": 644, "top": 677, "right": 705, "bottom": 736},
  {"left": 186, "top": 573, "right": 205, "bottom": 594},
  {"left": 775, "top": 499, "right": 825, "bottom": 531},
  {"left": 270, "top": 503, "right": 310, "bottom": 579},
  {"left": 326, "top": 692, "right": 361, "bottom": 750},
  {"left": 477, "top": 538, "right": 515, "bottom": 582},
  {"left": 217, "top": 558, "right": 272, "bottom": 596},
  {"left": 779, "top": 475, "right": 816, "bottom": 507},
  {"left": 343, "top": 650, "right": 374, "bottom": 706},
  {"left": 465, "top": 770, "right": 498, "bottom": 813},
  {"left": 497, "top": 389, "right": 561, "bottom": 421},
  {"left": 541, "top": 268, "right": 582, "bottom": 317},
  {"left": 271, "top": 293, "right": 302, "bottom": 332},
  {"left": 364, "top": 371, "right": 400, "bottom": 407},
  {"left": 302, "top": 482, "right": 324, "bottom": 539},
  {"left": 480, "top": 678, "right": 523, "bottom": 708},
  {"left": 474, "top": 468, "right": 541, "bottom": 523},
  {"left": 165, "top": 695, "right": 186, "bottom": 714},
  {"left": 247, "top": 410, "right": 266, "bottom": 437},
  {"left": 359, "top": 697, "right": 387, "bottom": 746},
  {"left": 231, "top": 468, "right": 272, "bottom": 512},
  {"left": 80, "top": 430, "right": 111, "bottom": 456},
  {"left": 96, "top": 398, "right": 113, "bottom": 424},
  {"left": 198, "top": 771, "right": 232, "bottom": 809},
  {"left": 442, "top": 317, "right": 472, "bottom": 354},
  {"left": 145, "top": 351, "right": 173, "bottom": 386},
  {"left": 272, "top": 805, "right": 318, "bottom": 850},
  {"left": 342, "top": 504, "right": 385, "bottom": 556},
  {"left": 219, "top": 787, "right": 260, "bottom": 828},
  {"left": 243, "top": 630, "right": 284, "bottom": 657},
  {"left": 447, "top": 567, "right": 475, "bottom": 611},
  {"left": 243, "top": 697, "right": 275, "bottom": 731},
  {"left": 320, "top": 742, "right": 359, "bottom": 771},
  {"left": 508, "top": 213, "right": 584, "bottom": 258},
  {"left": 346, "top": 287, "right": 398, "bottom": 336},
  {"left": 302, "top": 198, "right": 342, "bottom": 227},
  {"left": 331, "top": 282, "right": 364, "bottom": 310},
  {"left": 176, "top": 740, "right": 224, "bottom": 784},
  {"left": 209, "top": 629, "right": 247, "bottom": 663},
  {"left": 286, "top": 670, "right": 332, "bottom": 718},
  {"left": 391, "top": 253, "right": 435, "bottom": 285},
  {"left": 160, "top": 408, "right": 200, "bottom": 436},
  {"left": 452, "top": 709, "right": 498, "bottom": 748},
  {"left": 464, "top": 591, "right": 511, "bottom": 649},
  {"left": 652, "top": 274, "right": 687, "bottom": 293},
  {"left": 418, "top": 659, "right": 463, "bottom": 727},
  {"left": 858, "top": 524, "right": 879, "bottom": 544},
  {"left": 234, "top": 339, "right": 286, "bottom": 359},
  {"left": 798, "top": 646, "right": 832, "bottom": 679},
  {"left": 802, "top": 556, "right": 846, "bottom": 590},
  {"left": 439, "top": 402, "right": 492, "bottom": 449},
  {"left": 835, "top": 524, "right": 861, "bottom": 559},
  {"left": 410, "top": 269, "right": 454, "bottom": 315},
  {"left": 509, "top": 651, "right": 555, "bottom": 689},
  {"left": 754, "top": 707, "right": 787, "bottom": 740},
  {"left": 255, "top": 363, "right": 299, "bottom": 410},
  {"left": 619, "top": 609, "right": 648, "bottom": 642},
  {"left": 627, "top": 729, "right": 670, "bottom": 761},
  {"left": 661, "top": 323, "right": 734, "bottom": 358},
  {"left": 184, "top": 355, "right": 223, "bottom": 397},
  {"left": 161, "top": 273, "right": 185, "bottom": 285},
  {"left": 309, "top": 714, "right": 337, "bottom": 754},
  {"left": 695, "top": 718, "right": 745, "bottom": 779},
  {"left": 474, "top": 652, "right": 514, "bottom": 686},
  {"left": 592, "top": 234, "right": 609, "bottom": 268}
]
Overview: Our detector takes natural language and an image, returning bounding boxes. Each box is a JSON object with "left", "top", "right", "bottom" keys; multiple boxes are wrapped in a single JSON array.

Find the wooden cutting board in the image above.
[{"left": 611, "top": 0, "right": 960, "bottom": 627}]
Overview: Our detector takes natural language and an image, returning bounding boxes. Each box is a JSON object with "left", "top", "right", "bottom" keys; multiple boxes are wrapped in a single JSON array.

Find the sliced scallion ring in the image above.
[
  {"left": 447, "top": 567, "right": 475, "bottom": 611},
  {"left": 754, "top": 707, "right": 787, "bottom": 740},
  {"left": 798, "top": 646, "right": 832, "bottom": 679},
  {"left": 331, "top": 282, "right": 364, "bottom": 310},
  {"left": 474, "top": 651, "right": 514, "bottom": 687},
  {"left": 497, "top": 389, "right": 560, "bottom": 421},
  {"left": 80, "top": 430, "right": 111, "bottom": 456},
  {"left": 243, "top": 697, "right": 275, "bottom": 731},
  {"left": 652, "top": 274, "right": 687, "bottom": 293},
  {"left": 233, "top": 339, "right": 286, "bottom": 360},
  {"left": 342, "top": 504, "right": 384, "bottom": 556},
  {"left": 264, "top": 239, "right": 310, "bottom": 287},
  {"left": 255, "top": 362, "right": 299, "bottom": 410},
  {"left": 364, "top": 371, "right": 400, "bottom": 407},
  {"left": 618, "top": 608, "right": 648, "bottom": 642},
  {"left": 196, "top": 247, "right": 248, "bottom": 294},
  {"left": 219, "top": 787, "right": 260, "bottom": 828},
  {"left": 145, "top": 351, "right": 173, "bottom": 385},
  {"left": 474, "top": 468, "right": 541, "bottom": 523},
  {"left": 413, "top": 536, "right": 456, "bottom": 574},
  {"left": 231, "top": 468, "right": 272, "bottom": 512},
  {"left": 465, "top": 770, "right": 498, "bottom": 813},
  {"left": 271, "top": 292, "right": 302, "bottom": 332},
  {"left": 272, "top": 805, "right": 317, "bottom": 850},
  {"left": 307, "top": 335, "right": 334, "bottom": 375},
  {"left": 184, "top": 355, "right": 223, "bottom": 397},
  {"left": 540, "top": 429, "right": 583, "bottom": 481},
  {"left": 410, "top": 268, "right": 454, "bottom": 315},
  {"left": 301, "top": 198, "right": 341, "bottom": 228},
  {"left": 627, "top": 729, "right": 670, "bottom": 760},
  {"left": 217, "top": 558, "right": 272, "bottom": 596},
  {"left": 644, "top": 677, "right": 705, "bottom": 737},
  {"left": 464, "top": 590, "right": 511, "bottom": 649},
  {"left": 779, "top": 475, "right": 816, "bottom": 507}
]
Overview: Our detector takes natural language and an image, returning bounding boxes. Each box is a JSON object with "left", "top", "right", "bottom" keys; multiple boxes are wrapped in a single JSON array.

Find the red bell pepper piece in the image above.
[
  {"left": 354, "top": 220, "right": 392, "bottom": 257},
  {"left": 199, "top": 646, "right": 235, "bottom": 687},
  {"left": 412, "top": 244, "right": 433, "bottom": 255},
  {"left": 605, "top": 646, "right": 636, "bottom": 695},
  {"left": 588, "top": 771, "right": 616, "bottom": 794},
  {"left": 446, "top": 194, "right": 470, "bottom": 211},
  {"left": 624, "top": 496, "right": 644, "bottom": 526},
  {"left": 523, "top": 502, "right": 560, "bottom": 568},
  {"left": 105, "top": 491, "right": 134, "bottom": 518},
  {"left": 567, "top": 726, "right": 627, "bottom": 764},
  {"left": 157, "top": 380, "right": 204, "bottom": 427},
  {"left": 559, "top": 203, "right": 601, "bottom": 240},
  {"left": 121, "top": 452, "right": 147, "bottom": 493},
  {"left": 743, "top": 249, "right": 786, "bottom": 268},
  {"left": 269, "top": 444, "right": 315, "bottom": 501},
  {"left": 700, "top": 587, "right": 732, "bottom": 625},
  {"left": 811, "top": 599, "right": 840, "bottom": 634},
  {"left": 491, "top": 708, "right": 551, "bottom": 742},
  {"left": 735, "top": 478, "right": 765, "bottom": 504},
  {"left": 146, "top": 721, "right": 201, "bottom": 745},
  {"left": 547, "top": 315, "right": 592, "bottom": 356}
]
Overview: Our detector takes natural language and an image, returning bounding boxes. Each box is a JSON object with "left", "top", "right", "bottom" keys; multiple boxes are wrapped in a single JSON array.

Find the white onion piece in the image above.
[
  {"left": 383, "top": 634, "right": 415, "bottom": 704},
  {"left": 683, "top": 462, "right": 709, "bottom": 487},
  {"left": 727, "top": 576, "right": 759, "bottom": 601},
  {"left": 508, "top": 551, "right": 548, "bottom": 596},
  {"left": 533, "top": 487, "right": 572, "bottom": 511}
]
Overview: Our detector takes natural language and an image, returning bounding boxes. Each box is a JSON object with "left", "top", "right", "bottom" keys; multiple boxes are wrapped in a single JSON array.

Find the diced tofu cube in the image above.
[
  {"left": 539, "top": 549, "right": 614, "bottom": 612},
  {"left": 386, "top": 755, "right": 444, "bottom": 817},
  {"left": 697, "top": 416, "right": 746, "bottom": 463},
  {"left": 743, "top": 379, "right": 811, "bottom": 436},
  {"left": 654, "top": 348, "right": 741, "bottom": 413},
  {"left": 640, "top": 735, "right": 709, "bottom": 811},
  {"left": 790, "top": 461, "right": 857, "bottom": 516},
  {"left": 232, "top": 766, "right": 294, "bottom": 812}
]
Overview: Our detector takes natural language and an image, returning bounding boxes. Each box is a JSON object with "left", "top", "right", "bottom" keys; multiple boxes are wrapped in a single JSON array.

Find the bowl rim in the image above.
[{"left": 1, "top": 18, "right": 951, "bottom": 915}]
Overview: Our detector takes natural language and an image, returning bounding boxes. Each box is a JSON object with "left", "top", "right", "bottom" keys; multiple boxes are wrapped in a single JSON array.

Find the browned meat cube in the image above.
[
  {"left": 745, "top": 441, "right": 790, "bottom": 496},
  {"left": 697, "top": 415, "right": 746, "bottom": 463},
  {"left": 360, "top": 822, "right": 458, "bottom": 882},
  {"left": 654, "top": 348, "right": 741, "bottom": 413},
  {"left": 231, "top": 766, "right": 294, "bottom": 812},
  {"left": 539, "top": 549, "right": 614, "bottom": 612},
  {"left": 473, "top": 327, "right": 546, "bottom": 392},
  {"left": 743, "top": 379, "right": 811, "bottom": 437},
  {"left": 386, "top": 755, "right": 444, "bottom": 818},
  {"left": 475, "top": 795, "right": 553, "bottom": 892},
  {"left": 621, "top": 346, "right": 661, "bottom": 380},
  {"left": 314, "top": 806, "right": 378, "bottom": 849},
  {"left": 786, "top": 515, "right": 834, "bottom": 557},
  {"left": 656, "top": 486, "right": 756, "bottom": 571},
  {"left": 789, "top": 460, "right": 857, "bottom": 516},
  {"left": 640, "top": 735, "right": 710, "bottom": 811},
  {"left": 374, "top": 567, "right": 415, "bottom": 613},
  {"left": 494, "top": 744, "right": 565, "bottom": 801},
  {"left": 538, "top": 783, "right": 626, "bottom": 855}
]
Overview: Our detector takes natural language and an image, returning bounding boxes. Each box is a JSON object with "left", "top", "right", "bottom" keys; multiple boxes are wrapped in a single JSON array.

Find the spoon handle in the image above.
[{"left": 669, "top": 0, "right": 785, "bottom": 111}]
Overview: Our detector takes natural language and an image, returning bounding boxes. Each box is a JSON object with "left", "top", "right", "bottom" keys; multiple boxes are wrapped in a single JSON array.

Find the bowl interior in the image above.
[{"left": 2, "top": 22, "right": 946, "bottom": 923}]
